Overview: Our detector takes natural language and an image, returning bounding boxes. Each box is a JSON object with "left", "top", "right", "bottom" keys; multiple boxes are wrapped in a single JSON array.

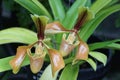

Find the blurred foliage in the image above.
[{"left": 115, "top": 12, "right": 120, "bottom": 28}]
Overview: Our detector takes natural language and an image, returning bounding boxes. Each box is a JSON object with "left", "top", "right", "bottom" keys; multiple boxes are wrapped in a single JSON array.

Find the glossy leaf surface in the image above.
[
  {"left": 40, "top": 65, "right": 58, "bottom": 80},
  {"left": 0, "top": 28, "right": 37, "bottom": 45},
  {"left": 80, "top": 4, "right": 120, "bottom": 41},
  {"left": 86, "top": 58, "right": 96, "bottom": 71},
  {"left": 89, "top": 39, "right": 120, "bottom": 50},
  {"left": 0, "top": 55, "right": 29, "bottom": 72},
  {"left": 59, "top": 64, "right": 79, "bottom": 80},
  {"left": 89, "top": 52, "right": 107, "bottom": 66},
  {"left": 48, "top": 0, "right": 65, "bottom": 21},
  {"left": 15, "top": 0, "right": 52, "bottom": 21}
]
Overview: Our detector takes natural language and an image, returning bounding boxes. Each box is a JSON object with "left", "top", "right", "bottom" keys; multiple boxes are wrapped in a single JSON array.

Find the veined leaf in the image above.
[
  {"left": 90, "top": 0, "right": 112, "bottom": 14},
  {"left": 86, "top": 58, "right": 96, "bottom": 71},
  {"left": 62, "top": 0, "right": 87, "bottom": 29},
  {"left": 89, "top": 39, "right": 120, "bottom": 50},
  {"left": 0, "top": 55, "right": 29, "bottom": 72},
  {"left": 85, "top": 0, "right": 91, "bottom": 7},
  {"left": 89, "top": 52, "right": 107, "bottom": 66},
  {"left": 106, "top": 43, "right": 120, "bottom": 50},
  {"left": 59, "top": 64, "right": 79, "bottom": 80},
  {"left": 14, "top": 0, "right": 52, "bottom": 21},
  {"left": 0, "top": 28, "right": 37, "bottom": 45},
  {"left": 48, "top": 0, "right": 65, "bottom": 21},
  {"left": 40, "top": 65, "right": 58, "bottom": 80},
  {"left": 80, "top": 4, "right": 120, "bottom": 41}
]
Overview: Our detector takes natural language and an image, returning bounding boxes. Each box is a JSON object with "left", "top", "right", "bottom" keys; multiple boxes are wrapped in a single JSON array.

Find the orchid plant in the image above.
[{"left": 0, "top": 0, "right": 120, "bottom": 80}]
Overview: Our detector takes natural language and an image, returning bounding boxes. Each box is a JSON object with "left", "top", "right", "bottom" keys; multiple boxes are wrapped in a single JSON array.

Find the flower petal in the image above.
[
  {"left": 48, "top": 49, "right": 65, "bottom": 77},
  {"left": 74, "top": 7, "right": 94, "bottom": 31},
  {"left": 31, "top": 14, "right": 49, "bottom": 40},
  {"left": 73, "top": 40, "right": 89, "bottom": 64},
  {"left": 60, "top": 33, "right": 79, "bottom": 57},
  {"left": 45, "top": 21, "right": 68, "bottom": 34},
  {"left": 9, "top": 46, "right": 28, "bottom": 74},
  {"left": 27, "top": 44, "right": 46, "bottom": 73}
]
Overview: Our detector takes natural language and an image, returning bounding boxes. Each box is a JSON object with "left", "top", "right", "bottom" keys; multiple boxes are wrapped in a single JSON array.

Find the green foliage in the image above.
[
  {"left": 0, "top": 0, "right": 120, "bottom": 80},
  {"left": 89, "top": 52, "right": 107, "bottom": 66},
  {"left": 59, "top": 64, "right": 79, "bottom": 80}
]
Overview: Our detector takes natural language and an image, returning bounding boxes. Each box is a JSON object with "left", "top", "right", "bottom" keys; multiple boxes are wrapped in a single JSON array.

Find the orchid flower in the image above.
[{"left": 9, "top": 14, "right": 65, "bottom": 76}]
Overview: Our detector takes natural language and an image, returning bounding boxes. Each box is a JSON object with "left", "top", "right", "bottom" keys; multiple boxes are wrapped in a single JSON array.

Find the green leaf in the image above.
[
  {"left": 89, "top": 52, "right": 107, "bottom": 66},
  {"left": 80, "top": 4, "right": 120, "bottom": 41},
  {"left": 59, "top": 64, "right": 79, "bottom": 80},
  {"left": 48, "top": 0, "right": 65, "bottom": 21},
  {"left": 90, "top": 0, "right": 112, "bottom": 14},
  {"left": 86, "top": 58, "right": 96, "bottom": 71},
  {"left": 0, "top": 28, "right": 37, "bottom": 45},
  {"left": 40, "top": 64, "right": 58, "bottom": 80},
  {"left": 62, "top": 0, "right": 87, "bottom": 29},
  {"left": 106, "top": 43, "right": 120, "bottom": 50},
  {"left": 85, "top": 0, "right": 91, "bottom": 7},
  {"left": 14, "top": 0, "right": 53, "bottom": 21},
  {"left": 89, "top": 39, "right": 120, "bottom": 50},
  {"left": 0, "top": 55, "right": 29, "bottom": 72}
]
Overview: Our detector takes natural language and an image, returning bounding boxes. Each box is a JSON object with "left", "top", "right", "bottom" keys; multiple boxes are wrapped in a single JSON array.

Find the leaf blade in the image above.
[
  {"left": 89, "top": 39, "right": 120, "bottom": 50},
  {"left": 59, "top": 64, "right": 79, "bottom": 80},
  {"left": 48, "top": 0, "right": 65, "bottom": 21},
  {"left": 86, "top": 58, "right": 97, "bottom": 71},
  {"left": 89, "top": 52, "right": 107, "bottom": 66},
  {"left": 0, "top": 55, "right": 29, "bottom": 72},
  {"left": 40, "top": 65, "right": 58, "bottom": 80},
  {"left": 80, "top": 4, "right": 120, "bottom": 41},
  {"left": 0, "top": 28, "right": 37, "bottom": 45}
]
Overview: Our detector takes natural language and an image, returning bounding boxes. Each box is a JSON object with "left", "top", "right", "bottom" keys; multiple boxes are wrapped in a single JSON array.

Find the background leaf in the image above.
[
  {"left": 89, "top": 52, "right": 107, "bottom": 66},
  {"left": 89, "top": 39, "right": 120, "bottom": 50},
  {"left": 90, "top": 0, "right": 112, "bottom": 14},
  {"left": 80, "top": 4, "right": 120, "bottom": 41},
  {"left": 14, "top": 0, "right": 53, "bottom": 21},
  {"left": 62, "top": 0, "right": 87, "bottom": 29},
  {"left": 48, "top": 0, "right": 65, "bottom": 22},
  {"left": 86, "top": 58, "right": 96, "bottom": 71},
  {"left": 106, "top": 43, "right": 120, "bottom": 50},
  {"left": 59, "top": 64, "right": 79, "bottom": 80},
  {"left": 0, "top": 55, "right": 29, "bottom": 72},
  {"left": 40, "top": 65, "right": 58, "bottom": 80},
  {"left": 0, "top": 28, "right": 37, "bottom": 45}
]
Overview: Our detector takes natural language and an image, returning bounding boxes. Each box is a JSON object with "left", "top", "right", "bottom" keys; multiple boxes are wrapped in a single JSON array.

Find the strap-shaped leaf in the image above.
[
  {"left": 89, "top": 39, "right": 120, "bottom": 50},
  {"left": 0, "top": 28, "right": 37, "bottom": 45},
  {"left": 86, "top": 58, "right": 97, "bottom": 71},
  {"left": 90, "top": 0, "right": 112, "bottom": 14},
  {"left": 62, "top": 0, "right": 87, "bottom": 29},
  {"left": 48, "top": 0, "right": 65, "bottom": 21},
  {"left": 40, "top": 64, "right": 58, "bottom": 80},
  {"left": 80, "top": 4, "right": 120, "bottom": 41},
  {"left": 14, "top": 0, "right": 52, "bottom": 21},
  {"left": 0, "top": 55, "right": 29, "bottom": 72},
  {"left": 107, "top": 43, "right": 120, "bottom": 50},
  {"left": 59, "top": 64, "right": 79, "bottom": 80},
  {"left": 89, "top": 52, "right": 107, "bottom": 66}
]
